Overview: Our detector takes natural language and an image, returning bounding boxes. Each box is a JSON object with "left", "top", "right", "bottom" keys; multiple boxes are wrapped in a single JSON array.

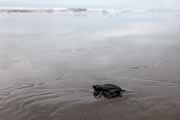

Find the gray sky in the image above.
[{"left": 0, "top": 0, "right": 179, "bottom": 9}]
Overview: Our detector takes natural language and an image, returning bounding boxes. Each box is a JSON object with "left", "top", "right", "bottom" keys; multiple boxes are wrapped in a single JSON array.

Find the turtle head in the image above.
[
  {"left": 92, "top": 85, "right": 104, "bottom": 98},
  {"left": 92, "top": 85, "right": 104, "bottom": 91}
]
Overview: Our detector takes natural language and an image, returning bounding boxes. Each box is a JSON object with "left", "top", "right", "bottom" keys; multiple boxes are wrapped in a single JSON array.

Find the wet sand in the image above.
[
  {"left": 60, "top": 96, "right": 180, "bottom": 120},
  {"left": 0, "top": 13, "right": 180, "bottom": 120}
]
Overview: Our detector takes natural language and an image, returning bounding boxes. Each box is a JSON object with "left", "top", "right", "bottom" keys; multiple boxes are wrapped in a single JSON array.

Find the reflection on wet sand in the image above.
[{"left": 1, "top": 12, "right": 180, "bottom": 120}]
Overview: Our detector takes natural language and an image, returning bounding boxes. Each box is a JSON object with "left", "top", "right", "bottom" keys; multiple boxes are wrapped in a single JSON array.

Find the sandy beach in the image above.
[
  {"left": 60, "top": 96, "right": 180, "bottom": 120},
  {"left": 0, "top": 12, "right": 180, "bottom": 120}
]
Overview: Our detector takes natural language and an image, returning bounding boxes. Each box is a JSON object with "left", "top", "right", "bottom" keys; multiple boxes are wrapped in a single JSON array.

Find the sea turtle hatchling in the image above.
[{"left": 92, "top": 84, "right": 126, "bottom": 99}]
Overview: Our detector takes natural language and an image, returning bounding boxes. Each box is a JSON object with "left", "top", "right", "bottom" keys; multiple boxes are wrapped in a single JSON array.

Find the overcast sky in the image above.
[{"left": 0, "top": 0, "right": 179, "bottom": 9}]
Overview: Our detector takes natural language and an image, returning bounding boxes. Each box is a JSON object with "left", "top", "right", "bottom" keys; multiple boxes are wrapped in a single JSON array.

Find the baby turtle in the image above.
[{"left": 92, "top": 84, "right": 126, "bottom": 99}]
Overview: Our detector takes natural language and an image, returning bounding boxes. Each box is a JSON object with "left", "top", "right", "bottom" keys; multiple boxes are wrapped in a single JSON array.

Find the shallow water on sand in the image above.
[{"left": 0, "top": 12, "right": 180, "bottom": 120}]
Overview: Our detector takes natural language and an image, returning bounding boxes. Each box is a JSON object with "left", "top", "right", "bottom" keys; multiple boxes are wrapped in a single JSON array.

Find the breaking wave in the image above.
[
  {"left": 0, "top": 7, "right": 131, "bottom": 14},
  {"left": 0, "top": 7, "right": 180, "bottom": 14}
]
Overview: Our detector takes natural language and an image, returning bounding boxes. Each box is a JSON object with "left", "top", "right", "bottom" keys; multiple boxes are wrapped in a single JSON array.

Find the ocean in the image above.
[{"left": 0, "top": 8, "right": 180, "bottom": 120}]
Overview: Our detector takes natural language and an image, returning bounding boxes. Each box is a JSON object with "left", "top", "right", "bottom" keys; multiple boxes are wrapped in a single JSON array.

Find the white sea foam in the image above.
[
  {"left": 0, "top": 7, "right": 179, "bottom": 14},
  {"left": 0, "top": 7, "right": 132, "bottom": 14}
]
